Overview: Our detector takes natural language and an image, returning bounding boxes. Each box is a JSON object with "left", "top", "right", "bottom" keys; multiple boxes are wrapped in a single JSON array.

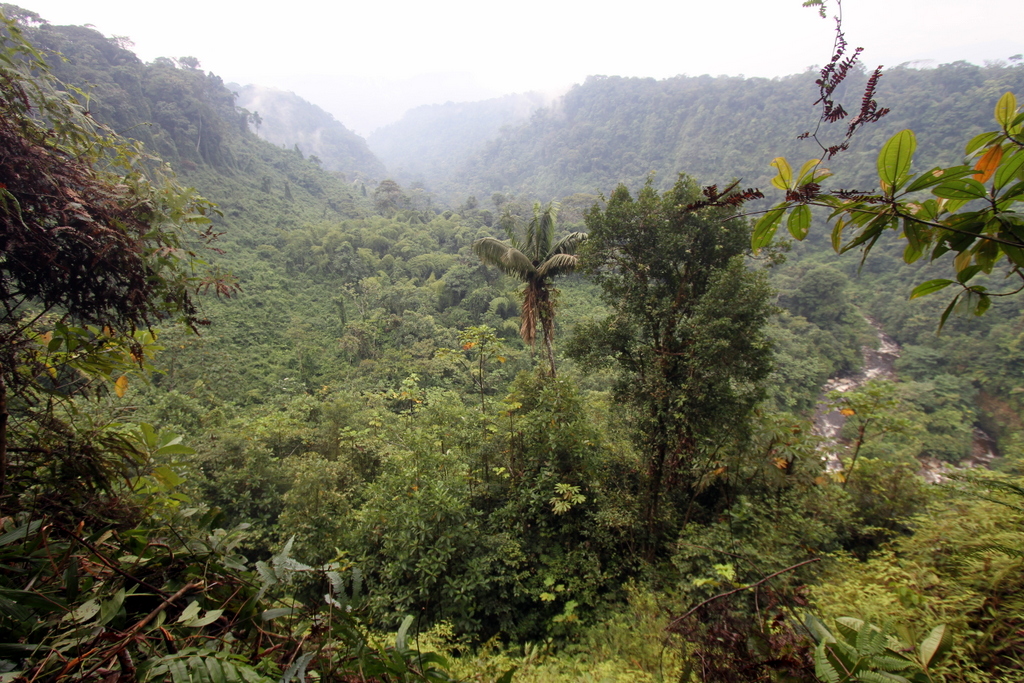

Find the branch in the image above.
[{"left": 669, "top": 557, "right": 821, "bottom": 629}]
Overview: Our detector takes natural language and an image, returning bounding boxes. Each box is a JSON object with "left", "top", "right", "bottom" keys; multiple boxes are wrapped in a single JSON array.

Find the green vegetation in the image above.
[{"left": 2, "top": 4, "right": 1023, "bottom": 682}]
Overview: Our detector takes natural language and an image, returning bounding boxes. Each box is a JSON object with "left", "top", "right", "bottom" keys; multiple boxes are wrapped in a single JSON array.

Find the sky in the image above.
[{"left": 12, "top": 0, "right": 1024, "bottom": 135}]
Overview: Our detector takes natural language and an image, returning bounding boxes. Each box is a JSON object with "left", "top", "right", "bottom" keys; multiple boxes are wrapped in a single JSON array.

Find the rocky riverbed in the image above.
[{"left": 811, "top": 317, "right": 996, "bottom": 480}]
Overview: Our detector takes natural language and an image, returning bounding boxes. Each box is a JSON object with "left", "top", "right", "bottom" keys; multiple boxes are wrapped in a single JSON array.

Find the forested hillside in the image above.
[
  {"left": 233, "top": 84, "right": 386, "bottom": 179},
  {"left": 2, "top": 4, "right": 1023, "bottom": 682},
  {"left": 415, "top": 66, "right": 1024, "bottom": 203}
]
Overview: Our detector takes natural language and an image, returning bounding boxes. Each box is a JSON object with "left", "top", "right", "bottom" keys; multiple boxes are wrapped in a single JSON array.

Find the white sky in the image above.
[{"left": 12, "top": 0, "right": 1024, "bottom": 134}]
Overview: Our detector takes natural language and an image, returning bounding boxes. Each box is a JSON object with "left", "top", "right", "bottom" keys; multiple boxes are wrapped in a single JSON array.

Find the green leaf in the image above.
[
  {"left": 67, "top": 598, "right": 100, "bottom": 624},
  {"left": 495, "top": 666, "right": 518, "bottom": 683},
  {"left": 203, "top": 657, "right": 227, "bottom": 683},
  {"left": 396, "top": 614, "right": 414, "bottom": 651},
  {"left": 260, "top": 607, "right": 295, "bottom": 621},
  {"left": 787, "top": 204, "right": 812, "bottom": 240},
  {"left": 994, "top": 150, "right": 1024, "bottom": 190},
  {"left": 168, "top": 659, "right": 189, "bottom": 683},
  {"left": 995, "top": 91, "right": 1017, "bottom": 128},
  {"left": 957, "top": 265, "right": 984, "bottom": 284},
  {"left": 905, "top": 166, "right": 970, "bottom": 193},
  {"left": 965, "top": 131, "right": 1000, "bottom": 155},
  {"left": 814, "top": 641, "right": 842, "bottom": 683},
  {"left": 910, "top": 279, "right": 954, "bottom": 299},
  {"left": 831, "top": 218, "right": 846, "bottom": 252},
  {"left": 797, "top": 158, "right": 822, "bottom": 184},
  {"left": 185, "top": 609, "right": 224, "bottom": 628},
  {"left": 752, "top": 206, "right": 786, "bottom": 250},
  {"left": 176, "top": 601, "right": 201, "bottom": 624},
  {"left": 98, "top": 588, "right": 125, "bottom": 626},
  {"left": 189, "top": 657, "right": 213, "bottom": 683},
  {"left": 153, "top": 444, "right": 196, "bottom": 456},
  {"left": 770, "top": 157, "right": 793, "bottom": 190},
  {"left": 151, "top": 465, "right": 185, "bottom": 488},
  {"left": 0, "top": 520, "right": 42, "bottom": 546},
  {"left": 918, "top": 624, "right": 953, "bottom": 668},
  {"left": 974, "top": 292, "right": 992, "bottom": 316},
  {"left": 856, "top": 672, "right": 910, "bottom": 683},
  {"left": 938, "top": 295, "right": 960, "bottom": 333},
  {"left": 933, "top": 178, "right": 988, "bottom": 200},
  {"left": 878, "top": 130, "right": 916, "bottom": 191}
]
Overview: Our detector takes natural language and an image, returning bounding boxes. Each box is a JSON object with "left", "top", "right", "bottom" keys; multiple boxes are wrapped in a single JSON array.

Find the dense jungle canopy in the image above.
[{"left": 1, "top": 4, "right": 1022, "bottom": 681}]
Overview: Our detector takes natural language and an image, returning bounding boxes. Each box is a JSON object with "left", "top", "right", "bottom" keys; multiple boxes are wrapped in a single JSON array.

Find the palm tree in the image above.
[{"left": 472, "top": 202, "right": 587, "bottom": 376}]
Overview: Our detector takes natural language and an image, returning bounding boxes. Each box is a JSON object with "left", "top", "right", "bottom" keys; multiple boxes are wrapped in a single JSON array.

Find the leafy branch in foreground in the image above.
[
  {"left": 753, "top": 1, "right": 1024, "bottom": 329},
  {"left": 805, "top": 614, "right": 953, "bottom": 683}
]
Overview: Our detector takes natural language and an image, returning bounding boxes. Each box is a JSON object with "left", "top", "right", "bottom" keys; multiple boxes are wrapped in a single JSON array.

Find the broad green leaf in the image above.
[
  {"left": 0, "top": 520, "right": 42, "bottom": 546},
  {"left": 965, "top": 130, "right": 1000, "bottom": 155},
  {"left": 185, "top": 609, "right": 224, "bottom": 628},
  {"left": 938, "top": 295, "right": 960, "bottom": 333},
  {"left": 787, "top": 204, "right": 812, "bottom": 240},
  {"left": 953, "top": 249, "right": 973, "bottom": 273},
  {"left": 933, "top": 178, "right": 988, "bottom": 200},
  {"left": 995, "top": 91, "right": 1017, "bottom": 128},
  {"left": 918, "top": 623, "right": 953, "bottom": 667},
  {"left": 905, "top": 166, "right": 967, "bottom": 193},
  {"left": 804, "top": 613, "right": 835, "bottom": 644},
  {"left": 902, "top": 220, "right": 924, "bottom": 263},
  {"left": 260, "top": 607, "right": 295, "bottom": 621},
  {"left": 168, "top": 659, "right": 189, "bottom": 683},
  {"left": 831, "top": 218, "right": 846, "bottom": 252},
  {"left": 67, "top": 599, "right": 100, "bottom": 624},
  {"left": 1000, "top": 239, "right": 1024, "bottom": 267},
  {"left": 98, "top": 588, "right": 125, "bottom": 626},
  {"left": 994, "top": 150, "right": 1024, "bottom": 190},
  {"left": 836, "top": 617, "right": 864, "bottom": 644},
  {"left": 752, "top": 206, "right": 786, "bottom": 250},
  {"left": 176, "top": 600, "right": 201, "bottom": 624},
  {"left": 770, "top": 157, "right": 793, "bottom": 190},
  {"left": 204, "top": 657, "right": 227, "bottom": 683},
  {"left": 153, "top": 444, "right": 196, "bottom": 456},
  {"left": 910, "top": 279, "right": 954, "bottom": 299},
  {"left": 151, "top": 465, "right": 185, "bottom": 488},
  {"left": 974, "top": 292, "right": 992, "bottom": 315},
  {"left": 797, "top": 158, "right": 821, "bottom": 184},
  {"left": 957, "top": 265, "right": 984, "bottom": 284},
  {"left": 396, "top": 614, "right": 414, "bottom": 651},
  {"left": 189, "top": 657, "right": 213, "bottom": 683},
  {"left": 878, "top": 130, "right": 916, "bottom": 191}
]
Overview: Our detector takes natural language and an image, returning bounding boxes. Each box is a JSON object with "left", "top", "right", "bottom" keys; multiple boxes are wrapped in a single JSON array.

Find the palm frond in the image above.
[
  {"left": 536, "top": 253, "right": 580, "bottom": 278},
  {"left": 550, "top": 231, "right": 588, "bottom": 256},
  {"left": 529, "top": 201, "right": 560, "bottom": 260},
  {"left": 472, "top": 238, "right": 536, "bottom": 279}
]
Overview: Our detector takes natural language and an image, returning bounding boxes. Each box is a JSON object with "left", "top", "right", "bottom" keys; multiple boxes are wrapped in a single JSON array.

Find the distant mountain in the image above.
[
  {"left": 274, "top": 72, "right": 504, "bottom": 137},
  {"left": 402, "top": 65, "right": 1024, "bottom": 203},
  {"left": 233, "top": 84, "right": 386, "bottom": 180},
  {"left": 367, "top": 92, "right": 549, "bottom": 188}
]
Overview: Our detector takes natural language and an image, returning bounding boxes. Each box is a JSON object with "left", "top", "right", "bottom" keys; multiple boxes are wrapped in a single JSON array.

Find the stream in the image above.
[{"left": 810, "top": 318, "right": 997, "bottom": 481}]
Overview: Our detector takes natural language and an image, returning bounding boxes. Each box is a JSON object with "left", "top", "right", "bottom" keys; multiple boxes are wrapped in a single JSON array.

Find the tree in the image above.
[
  {"left": 572, "top": 176, "right": 774, "bottom": 556},
  {"left": 373, "top": 178, "right": 406, "bottom": 217},
  {"left": 472, "top": 202, "right": 586, "bottom": 376},
  {"left": 0, "top": 12, "right": 230, "bottom": 508}
]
